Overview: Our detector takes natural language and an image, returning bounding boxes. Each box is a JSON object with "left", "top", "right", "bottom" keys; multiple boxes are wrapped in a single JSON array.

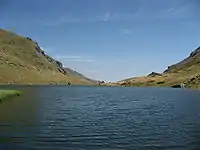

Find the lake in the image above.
[{"left": 0, "top": 86, "right": 200, "bottom": 149}]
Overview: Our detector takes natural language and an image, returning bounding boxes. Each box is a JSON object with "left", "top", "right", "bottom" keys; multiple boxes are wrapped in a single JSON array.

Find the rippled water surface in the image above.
[{"left": 1, "top": 86, "right": 200, "bottom": 149}]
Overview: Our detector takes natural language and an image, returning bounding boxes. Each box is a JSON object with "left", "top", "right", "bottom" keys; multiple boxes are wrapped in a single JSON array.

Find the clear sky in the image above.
[{"left": 1, "top": 0, "right": 200, "bottom": 82}]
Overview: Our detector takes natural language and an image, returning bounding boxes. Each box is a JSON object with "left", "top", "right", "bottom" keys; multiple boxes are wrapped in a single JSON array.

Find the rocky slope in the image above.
[
  {"left": 117, "top": 46, "right": 200, "bottom": 89},
  {"left": 0, "top": 29, "right": 96, "bottom": 85}
]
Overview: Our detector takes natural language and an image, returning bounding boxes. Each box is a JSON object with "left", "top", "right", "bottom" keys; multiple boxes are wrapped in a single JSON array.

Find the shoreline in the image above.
[
  {"left": 0, "top": 90, "right": 20, "bottom": 102},
  {"left": 0, "top": 84, "right": 198, "bottom": 90}
]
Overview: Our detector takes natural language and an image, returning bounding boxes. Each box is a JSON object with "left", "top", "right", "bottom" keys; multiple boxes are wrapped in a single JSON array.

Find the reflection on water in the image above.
[{"left": 0, "top": 86, "right": 200, "bottom": 149}]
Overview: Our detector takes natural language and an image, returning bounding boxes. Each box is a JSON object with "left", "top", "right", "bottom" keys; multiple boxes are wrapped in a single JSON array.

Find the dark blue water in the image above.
[{"left": 0, "top": 86, "right": 200, "bottom": 150}]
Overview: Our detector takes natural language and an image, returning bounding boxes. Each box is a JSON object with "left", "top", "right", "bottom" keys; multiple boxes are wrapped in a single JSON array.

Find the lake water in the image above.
[{"left": 0, "top": 86, "right": 200, "bottom": 149}]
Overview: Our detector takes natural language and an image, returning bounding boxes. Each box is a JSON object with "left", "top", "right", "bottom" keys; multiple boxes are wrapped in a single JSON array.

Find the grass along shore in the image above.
[{"left": 0, "top": 90, "right": 20, "bottom": 102}]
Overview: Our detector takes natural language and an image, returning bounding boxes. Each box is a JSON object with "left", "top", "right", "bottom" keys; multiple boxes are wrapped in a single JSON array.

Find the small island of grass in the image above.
[{"left": 0, "top": 90, "right": 20, "bottom": 102}]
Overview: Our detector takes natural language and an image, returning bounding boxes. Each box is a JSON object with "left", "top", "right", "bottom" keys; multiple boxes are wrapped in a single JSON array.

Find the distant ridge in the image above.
[
  {"left": 117, "top": 46, "right": 200, "bottom": 89},
  {"left": 64, "top": 68, "right": 99, "bottom": 84}
]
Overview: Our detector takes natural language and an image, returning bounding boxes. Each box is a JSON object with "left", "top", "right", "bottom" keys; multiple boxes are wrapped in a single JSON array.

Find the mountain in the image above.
[
  {"left": 0, "top": 29, "right": 96, "bottom": 85},
  {"left": 117, "top": 46, "right": 200, "bottom": 89},
  {"left": 64, "top": 68, "right": 99, "bottom": 84}
]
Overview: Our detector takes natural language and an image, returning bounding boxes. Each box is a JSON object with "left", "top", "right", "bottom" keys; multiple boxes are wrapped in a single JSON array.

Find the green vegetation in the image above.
[
  {"left": 0, "top": 29, "right": 97, "bottom": 85},
  {"left": 0, "top": 90, "right": 20, "bottom": 102},
  {"left": 117, "top": 46, "right": 200, "bottom": 89}
]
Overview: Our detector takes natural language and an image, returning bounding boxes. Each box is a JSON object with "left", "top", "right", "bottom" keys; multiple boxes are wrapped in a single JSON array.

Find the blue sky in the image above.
[{"left": 1, "top": 0, "right": 200, "bottom": 81}]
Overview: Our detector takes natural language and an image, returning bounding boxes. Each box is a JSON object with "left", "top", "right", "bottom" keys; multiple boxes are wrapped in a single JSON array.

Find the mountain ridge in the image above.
[
  {"left": 0, "top": 28, "right": 97, "bottom": 85},
  {"left": 117, "top": 46, "right": 200, "bottom": 89}
]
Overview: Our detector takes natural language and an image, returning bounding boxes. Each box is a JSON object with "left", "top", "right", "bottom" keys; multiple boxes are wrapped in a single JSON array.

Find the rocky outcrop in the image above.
[
  {"left": 185, "top": 74, "right": 200, "bottom": 87},
  {"left": 55, "top": 61, "right": 66, "bottom": 74},
  {"left": 147, "top": 72, "right": 162, "bottom": 77},
  {"left": 164, "top": 46, "right": 200, "bottom": 73},
  {"left": 27, "top": 37, "right": 67, "bottom": 75},
  {"left": 98, "top": 81, "right": 105, "bottom": 85},
  {"left": 164, "top": 65, "right": 175, "bottom": 73},
  {"left": 190, "top": 47, "right": 200, "bottom": 57},
  {"left": 55, "top": 60, "right": 63, "bottom": 68},
  {"left": 35, "top": 44, "right": 44, "bottom": 55}
]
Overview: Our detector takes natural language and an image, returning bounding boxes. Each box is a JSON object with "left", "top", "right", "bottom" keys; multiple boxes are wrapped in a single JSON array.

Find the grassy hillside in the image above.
[
  {"left": 0, "top": 29, "right": 96, "bottom": 85},
  {"left": 64, "top": 68, "right": 99, "bottom": 84},
  {"left": 117, "top": 46, "right": 200, "bottom": 89}
]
